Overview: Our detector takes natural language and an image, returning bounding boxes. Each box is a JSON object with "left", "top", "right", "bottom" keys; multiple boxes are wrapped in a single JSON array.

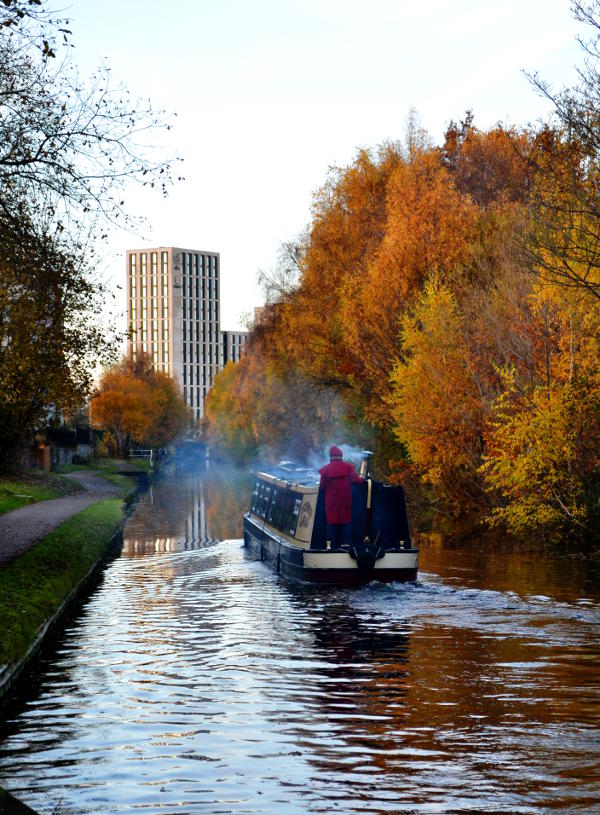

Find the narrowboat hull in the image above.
[
  {"left": 243, "top": 461, "right": 418, "bottom": 586},
  {"left": 243, "top": 511, "right": 418, "bottom": 586}
]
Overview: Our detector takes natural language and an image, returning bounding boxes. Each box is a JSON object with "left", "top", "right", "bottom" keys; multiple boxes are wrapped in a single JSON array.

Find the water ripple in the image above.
[{"left": 0, "top": 527, "right": 599, "bottom": 814}]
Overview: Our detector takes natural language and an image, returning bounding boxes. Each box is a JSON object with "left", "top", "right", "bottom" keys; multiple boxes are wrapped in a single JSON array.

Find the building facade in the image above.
[
  {"left": 221, "top": 330, "right": 249, "bottom": 365},
  {"left": 126, "top": 246, "right": 221, "bottom": 421}
]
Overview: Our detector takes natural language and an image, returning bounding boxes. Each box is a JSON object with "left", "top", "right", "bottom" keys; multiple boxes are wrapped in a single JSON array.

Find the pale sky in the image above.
[{"left": 60, "top": 0, "right": 584, "bottom": 331}]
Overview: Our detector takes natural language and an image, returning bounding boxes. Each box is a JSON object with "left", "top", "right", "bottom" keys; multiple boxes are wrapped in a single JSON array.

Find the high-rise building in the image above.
[
  {"left": 126, "top": 246, "right": 221, "bottom": 421},
  {"left": 221, "top": 330, "right": 249, "bottom": 365}
]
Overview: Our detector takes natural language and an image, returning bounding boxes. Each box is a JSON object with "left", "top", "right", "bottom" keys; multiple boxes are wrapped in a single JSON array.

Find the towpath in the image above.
[{"left": 0, "top": 471, "right": 122, "bottom": 568}]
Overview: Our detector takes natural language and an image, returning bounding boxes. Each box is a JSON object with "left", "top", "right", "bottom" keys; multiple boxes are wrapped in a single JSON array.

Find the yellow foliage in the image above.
[
  {"left": 389, "top": 278, "right": 485, "bottom": 510},
  {"left": 482, "top": 283, "right": 600, "bottom": 538}
]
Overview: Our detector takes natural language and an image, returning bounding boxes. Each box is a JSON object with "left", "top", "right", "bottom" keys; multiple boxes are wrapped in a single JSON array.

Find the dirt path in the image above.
[{"left": 0, "top": 471, "right": 122, "bottom": 568}]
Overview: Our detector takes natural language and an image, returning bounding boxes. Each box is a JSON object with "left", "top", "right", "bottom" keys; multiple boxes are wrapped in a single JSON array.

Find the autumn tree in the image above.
[
  {"left": 481, "top": 282, "right": 600, "bottom": 542},
  {"left": 203, "top": 358, "right": 261, "bottom": 463},
  {"left": 204, "top": 344, "right": 346, "bottom": 465},
  {"left": 253, "top": 139, "right": 478, "bottom": 441},
  {"left": 0, "top": 214, "right": 110, "bottom": 471},
  {"left": 92, "top": 356, "right": 190, "bottom": 456},
  {"left": 236, "top": 124, "right": 535, "bottom": 478},
  {"left": 348, "top": 146, "right": 478, "bottom": 423},
  {"left": 203, "top": 110, "right": 598, "bottom": 541},
  {"left": 270, "top": 145, "right": 402, "bottom": 397},
  {"left": 388, "top": 278, "right": 487, "bottom": 512},
  {"left": 0, "top": 0, "right": 178, "bottom": 470},
  {"left": 441, "top": 114, "right": 530, "bottom": 208},
  {"left": 527, "top": 127, "right": 600, "bottom": 300}
]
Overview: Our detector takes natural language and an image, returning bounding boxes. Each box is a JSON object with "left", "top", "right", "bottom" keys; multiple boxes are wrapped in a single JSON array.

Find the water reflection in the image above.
[
  {"left": 415, "top": 529, "right": 600, "bottom": 603},
  {"left": 123, "top": 463, "right": 252, "bottom": 555},
  {"left": 0, "top": 466, "right": 599, "bottom": 815},
  {"left": 281, "top": 590, "right": 413, "bottom": 787}
]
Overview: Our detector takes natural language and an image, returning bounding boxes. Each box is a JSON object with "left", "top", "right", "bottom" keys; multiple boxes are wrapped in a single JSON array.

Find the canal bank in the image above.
[
  {"left": 0, "top": 462, "right": 151, "bottom": 814},
  {"left": 0, "top": 463, "right": 149, "bottom": 694}
]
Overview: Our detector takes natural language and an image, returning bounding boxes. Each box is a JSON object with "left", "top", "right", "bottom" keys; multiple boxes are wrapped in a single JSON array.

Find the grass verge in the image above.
[
  {"left": 0, "top": 471, "right": 84, "bottom": 516},
  {"left": 99, "top": 472, "right": 141, "bottom": 491},
  {"left": 124, "top": 457, "right": 154, "bottom": 473},
  {"left": 0, "top": 498, "right": 125, "bottom": 669},
  {"left": 56, "top": 456, "right": 153, "bottom": 476},
  {"left": 0, "top": 480, "right": 60, "bottom": 515}
]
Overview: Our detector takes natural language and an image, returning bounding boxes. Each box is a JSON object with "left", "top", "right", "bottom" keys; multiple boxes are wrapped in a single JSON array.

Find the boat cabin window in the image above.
[
  {"left": 268, "top": 488, "right": 287, "bottom": 529},
  {"left": 265, "top": 486, "right": 301, "bottom": 537},
  {"left": 275, "top": 490, "right": 297, "bottom": 536},
  {"left": 251, "top": 480, "right": 271, "bottom": 518},
  {"left": 251, "top": 478, "right": 303, "bottom": 538},
  {"left": 259, "top": 484, "right": 271, "bottom": 519}
]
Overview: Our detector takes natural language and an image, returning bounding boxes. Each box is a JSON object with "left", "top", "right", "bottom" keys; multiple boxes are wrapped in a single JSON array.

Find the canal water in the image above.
[{"left": 1, "top": 464, "right": 599, "bottom": 814}]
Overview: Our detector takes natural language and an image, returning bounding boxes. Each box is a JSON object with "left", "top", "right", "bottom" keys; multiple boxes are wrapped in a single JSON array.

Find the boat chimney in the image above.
[{"left": 359, "top": 450, "right": 373, "bottom": 478}]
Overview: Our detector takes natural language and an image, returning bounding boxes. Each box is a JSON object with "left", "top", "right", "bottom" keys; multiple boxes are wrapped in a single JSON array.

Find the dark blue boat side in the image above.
[{"left": 242, "top": 460, "right": 418, "bottom": 585}]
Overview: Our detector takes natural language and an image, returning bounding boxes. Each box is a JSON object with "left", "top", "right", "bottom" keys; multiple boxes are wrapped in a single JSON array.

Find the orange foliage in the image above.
[
  {"left": 346, "top": 148, "right": 478, "bottom": 421},
  {"left": 92, "top": 356, "right": 190, "bottom": 455},
  {"left": 442, "top": 115, "right": 531, "bottom": 207},
  {"left": 205, "top": 118, "right": 599, "bottom": 538},
  {"left": 271, "top": 146, "right": 402, "bottom": 392},
  {"left": 204, "top": 343, "right": 345, "bottom": 464}
]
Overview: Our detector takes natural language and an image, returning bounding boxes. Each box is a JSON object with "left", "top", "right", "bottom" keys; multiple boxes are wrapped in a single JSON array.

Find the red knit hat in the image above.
[{"left": 329, "top": 445, "right": 343, "bottom": 459}]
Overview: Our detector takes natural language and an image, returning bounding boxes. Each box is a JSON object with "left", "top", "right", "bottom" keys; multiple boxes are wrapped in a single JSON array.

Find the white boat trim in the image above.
[{"left": 303, "top": 550, "right": 418, "bottom": 571}]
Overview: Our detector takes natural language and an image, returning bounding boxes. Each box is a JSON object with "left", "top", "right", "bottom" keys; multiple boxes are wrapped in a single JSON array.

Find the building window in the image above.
[
  {"left": 140, "top": 253, "right": 148, "bottom": 353},
  {"left": 129, "top": 255, "right": 137, "bottom": 358},
  {"left": 151, "top": 252, "right": 158, "bottom": 368}
]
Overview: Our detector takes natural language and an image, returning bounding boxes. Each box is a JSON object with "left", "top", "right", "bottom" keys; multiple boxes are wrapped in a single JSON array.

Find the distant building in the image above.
[
  {"left": 126, "top": 247, "right": 221, "bottom": 421},
  {"left": 221, "top": 330, "right": 249, "bottom": 365},
  {"left": 253, "top": 305, "right": 267, "bottom": 326}
]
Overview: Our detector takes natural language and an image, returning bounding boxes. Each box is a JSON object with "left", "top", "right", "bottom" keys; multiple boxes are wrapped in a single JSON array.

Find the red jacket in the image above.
[{"left": 319, "top": 460, "right": 364, "bottom": 524}]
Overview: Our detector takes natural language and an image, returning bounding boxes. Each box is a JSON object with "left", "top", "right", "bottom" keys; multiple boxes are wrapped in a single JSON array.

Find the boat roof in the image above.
[{"left": 256, "top": 461, "right": 321, "bottom": 487}]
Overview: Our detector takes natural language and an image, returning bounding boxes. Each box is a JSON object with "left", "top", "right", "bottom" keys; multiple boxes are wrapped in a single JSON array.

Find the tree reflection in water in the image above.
[{"left": 123, "top": 461, "right": 253, "bottom": 554}]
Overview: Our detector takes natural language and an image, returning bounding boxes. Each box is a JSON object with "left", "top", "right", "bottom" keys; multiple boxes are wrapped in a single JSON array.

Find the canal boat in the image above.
[{"left": 243, "top": 454, "right": 418, "bottom": 585}]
